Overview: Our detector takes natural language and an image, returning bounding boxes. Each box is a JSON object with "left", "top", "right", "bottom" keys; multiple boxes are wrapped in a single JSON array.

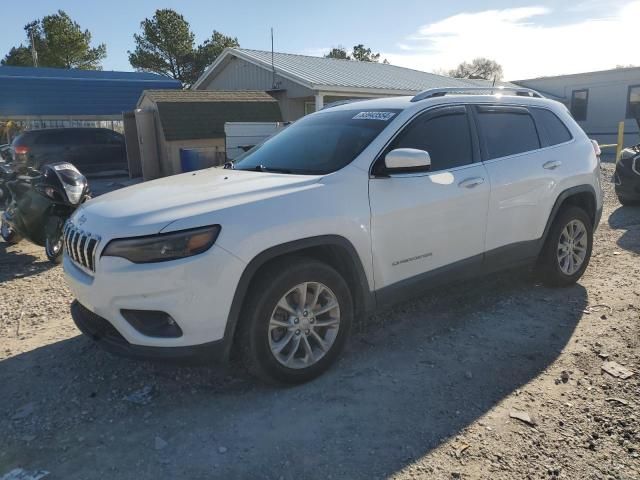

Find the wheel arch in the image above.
[
  {"left": 221, "top": 235, "right": 375, "bottom": 361},
  {"left": 541, "top": 184, "right": 599, "bottom": 248}
]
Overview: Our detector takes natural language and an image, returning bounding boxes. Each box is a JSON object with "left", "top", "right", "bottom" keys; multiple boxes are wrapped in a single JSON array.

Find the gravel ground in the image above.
[{"left": 0, "top": 162, "right": 638, "bottom": 480}]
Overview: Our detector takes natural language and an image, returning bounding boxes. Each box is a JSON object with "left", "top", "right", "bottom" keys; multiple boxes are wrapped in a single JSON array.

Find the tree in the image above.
[
  {"left": 324, "top": 44, "right": 384, "bottom": 63},
  {"left": 449, "top": 58, "right": 503, "bottom": 81},
  {"left": 325, "top": 46, "right": 350, "bottom": 60},
  {"left": 1, "top": 11, "right": 106, "bottom": 69},
  {"left": 128, "top": 9, "right": 238, "bottom": 88},
  {"left": 351, "top": 44, "right": 380, "bottom": 63}
]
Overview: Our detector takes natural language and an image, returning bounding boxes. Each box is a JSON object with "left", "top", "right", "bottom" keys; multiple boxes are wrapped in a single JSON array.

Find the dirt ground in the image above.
[{"left": 1, "top": 162, "right": 638, "bottom": 480}]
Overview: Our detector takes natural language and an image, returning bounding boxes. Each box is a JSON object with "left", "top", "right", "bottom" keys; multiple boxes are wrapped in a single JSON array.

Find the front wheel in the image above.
[
  {"left": 1, "top": 219, "right": 21, "bottom": 244},
  {"left": 45, "top": 217, "right": 64, "bottom": 264},
  {"left": 240, "top": 258, "right": 353, "bottom": 385},
  {"left": 537, "top": 206, "right": 593, "bottom": 287}
]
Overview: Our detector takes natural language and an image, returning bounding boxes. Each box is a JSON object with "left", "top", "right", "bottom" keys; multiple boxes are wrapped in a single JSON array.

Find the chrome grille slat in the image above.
[{"left": 63, "top": 221, "right": 100, "bottom": 274}]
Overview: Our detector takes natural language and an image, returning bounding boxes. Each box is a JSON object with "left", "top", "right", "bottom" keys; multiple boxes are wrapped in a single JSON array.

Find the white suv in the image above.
[{"left": 63, "top": 87, "right": 603, "bottom": 384}]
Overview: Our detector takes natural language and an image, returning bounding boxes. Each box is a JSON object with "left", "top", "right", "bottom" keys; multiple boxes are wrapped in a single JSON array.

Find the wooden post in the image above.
[{"left": 616, "top": 121, "right": 624, "bottom": 162}]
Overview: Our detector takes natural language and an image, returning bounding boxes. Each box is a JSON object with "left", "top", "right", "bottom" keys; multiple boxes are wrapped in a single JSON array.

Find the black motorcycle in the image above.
[{"left": 1, "top": 162, "right": 91, "bottom": 263}]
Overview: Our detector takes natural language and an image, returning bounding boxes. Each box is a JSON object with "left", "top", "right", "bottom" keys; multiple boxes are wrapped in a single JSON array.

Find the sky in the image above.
[{"left": 0, "top": 0, "right": 638, "bottom": 80}]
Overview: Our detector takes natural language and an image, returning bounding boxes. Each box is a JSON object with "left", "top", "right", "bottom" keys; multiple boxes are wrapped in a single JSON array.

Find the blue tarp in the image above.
[{"left": 0, "top": 66, "right": 181, "bottom": 117}]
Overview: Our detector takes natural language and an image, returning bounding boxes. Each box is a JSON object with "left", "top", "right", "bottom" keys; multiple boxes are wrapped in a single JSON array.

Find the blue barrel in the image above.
[{"left": 180, "top": 148, "right": 204, "bottom": 172}]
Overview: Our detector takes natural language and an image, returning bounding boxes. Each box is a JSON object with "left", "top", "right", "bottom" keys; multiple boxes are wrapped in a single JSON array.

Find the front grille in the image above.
[{"left": 63, "top": 222, "right": 100, "bottom": 273}]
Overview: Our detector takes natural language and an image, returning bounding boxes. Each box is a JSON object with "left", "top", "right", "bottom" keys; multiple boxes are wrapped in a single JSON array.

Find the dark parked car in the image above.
[
  {"left": 614, "top": 143, "right": 640, "bottom": 205},
  {"left": 11, "top": 128, "right": 127, "bottom": 175}
]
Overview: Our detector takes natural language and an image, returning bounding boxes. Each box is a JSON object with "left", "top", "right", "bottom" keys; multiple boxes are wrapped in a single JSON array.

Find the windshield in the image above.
[{"left": 233, "top": 109, "right": 400, "bottom": 175}]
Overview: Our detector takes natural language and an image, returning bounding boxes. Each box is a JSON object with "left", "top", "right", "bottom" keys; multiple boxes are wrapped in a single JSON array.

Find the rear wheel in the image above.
[
  {"left": 0, "top": 219, "right": 21, "bottom": 244},
  {"left": 538, "top": 206, "right": 593, "bottom": 287},
  {"left": 240, "top": 257, "right": 353, "bottom": 385}
]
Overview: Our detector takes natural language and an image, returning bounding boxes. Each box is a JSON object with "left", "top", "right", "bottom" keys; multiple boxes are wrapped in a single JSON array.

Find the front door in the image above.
[{"left": 369, "top": 105, "right": 490, "bottom": 297}]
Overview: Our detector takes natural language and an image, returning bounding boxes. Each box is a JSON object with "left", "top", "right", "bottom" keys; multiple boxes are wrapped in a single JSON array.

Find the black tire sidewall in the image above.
[
  {"left": 244, "top": 259, "right": 353, "bottom": 385},
  {"left": 540, "top": 206, "right": 593, "bottom": 286}
]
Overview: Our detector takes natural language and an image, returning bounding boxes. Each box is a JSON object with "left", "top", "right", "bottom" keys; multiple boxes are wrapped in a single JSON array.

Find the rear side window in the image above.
[
  {"left": 475, "top": 107, "right": 541, "bottom": 160},
  {"left": 389, "top": 108, "right": 473, "bottom": 171},
  {"left": 530, "top": 108, "right": 572, "bottom": 146}
]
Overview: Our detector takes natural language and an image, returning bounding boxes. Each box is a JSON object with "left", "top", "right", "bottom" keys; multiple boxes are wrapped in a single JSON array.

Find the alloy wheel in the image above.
[
  {"left": 268, "top": 282, "right": 341, "bottom": 369},
  {"left": 557, "top": 219, "right": 588, "bottom": 275}
]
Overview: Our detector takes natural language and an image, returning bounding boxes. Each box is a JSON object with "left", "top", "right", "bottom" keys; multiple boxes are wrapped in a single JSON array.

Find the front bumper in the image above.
[
  {"left": 71, "top": 301, "right": 225, "bottom": 362},
  {"left": 63, "top": 243, "right": 246, "bottom": 350}
]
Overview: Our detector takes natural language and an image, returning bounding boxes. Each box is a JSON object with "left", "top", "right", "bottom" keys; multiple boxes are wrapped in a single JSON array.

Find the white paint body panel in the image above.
[{"left": 63, "top": 94, "right": 603, "bottom": 349}]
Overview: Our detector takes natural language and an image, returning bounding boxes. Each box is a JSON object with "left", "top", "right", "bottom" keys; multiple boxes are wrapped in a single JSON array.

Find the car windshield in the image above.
[{"left": 233, "top": 109, "right": 400, "bottom": 175}]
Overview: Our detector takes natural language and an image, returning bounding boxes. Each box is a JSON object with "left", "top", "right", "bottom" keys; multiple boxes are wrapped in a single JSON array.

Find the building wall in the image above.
[
  {"left": 517, "top": 69, "right": 640, "bottom": 155},
  {"left": 198, "top": 57, "right": 314, "bottom": 122}
]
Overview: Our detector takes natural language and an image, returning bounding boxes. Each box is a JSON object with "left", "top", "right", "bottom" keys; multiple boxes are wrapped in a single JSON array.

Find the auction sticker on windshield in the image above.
[{"left": 352, "top": 112, "right": 396, "bottom": 121}]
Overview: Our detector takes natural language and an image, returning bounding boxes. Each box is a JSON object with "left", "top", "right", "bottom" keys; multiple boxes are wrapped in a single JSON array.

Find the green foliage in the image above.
[
  {"left": 449, "top": 58, "right": 503, "bottom": 81},
  {"left": 128, "top": 9, "right": 239, "bottom": 87},
  {"left": 1, "top": 11, "right": 106, "bottom": 69},
  {"left": 325, "top": 44, "right": 384, "bottom": 63},
  {"left": 351, "top": 44, "right": 380, "bottom": 63},
  {"left": 325, "top": 47, "right": 350, "bottom": 60}
]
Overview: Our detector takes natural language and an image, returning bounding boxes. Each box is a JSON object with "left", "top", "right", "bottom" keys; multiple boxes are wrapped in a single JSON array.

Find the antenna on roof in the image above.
[{"left": 270, "top": 27, "right": 276, "bottom": 89}]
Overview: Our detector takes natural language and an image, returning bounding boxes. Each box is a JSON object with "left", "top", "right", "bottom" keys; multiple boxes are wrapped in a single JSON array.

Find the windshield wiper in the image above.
[{"left": 252, "top": 164, "right": 292, "bottom": 174}]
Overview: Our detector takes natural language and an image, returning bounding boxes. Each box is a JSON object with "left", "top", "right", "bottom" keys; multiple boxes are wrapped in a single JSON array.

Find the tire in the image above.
[
  {"left": 538, "top": 206, "right": 593, "bottom": 287},
  {"left": 239, "top": 257, "right": 353, "bottom": 385},
  {"left": 45, "top": 232, "right": 64, "bottom": 264},
  {"left": 1, "top": 219, "right": 21, "bottom": 244},
  {"left": 616, "top": 194, "right": 640, "bottom": 206}
]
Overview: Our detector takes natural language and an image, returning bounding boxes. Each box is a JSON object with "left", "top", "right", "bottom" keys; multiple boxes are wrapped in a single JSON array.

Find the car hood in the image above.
[{"left": 74, "top": 168, "right": 322, "bottom": 236}]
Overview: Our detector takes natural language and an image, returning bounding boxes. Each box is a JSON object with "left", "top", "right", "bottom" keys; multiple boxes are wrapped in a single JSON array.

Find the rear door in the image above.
[
  {"left": 369, "top": 105, "right": 490, "bottom": 294},
  {"left": 474, "top": 104, "right": 567, "bottom": 261}
]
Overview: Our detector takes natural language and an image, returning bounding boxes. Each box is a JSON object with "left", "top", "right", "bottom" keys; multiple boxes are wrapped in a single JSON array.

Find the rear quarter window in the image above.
[
  {"left": 530, "top": 108, "right": 572, "bottom": 146},
  {"left": 475, "top": 106, "right": 541, "bottom": 160}
]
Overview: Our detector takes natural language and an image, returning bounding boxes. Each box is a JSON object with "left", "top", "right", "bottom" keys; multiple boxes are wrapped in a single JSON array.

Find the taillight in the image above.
[
  {"left": 14, "top": 145, "right": 29, "bottom": 155},
  {"left": 590, "top": 139, "right": 601, "bottom": 157}
]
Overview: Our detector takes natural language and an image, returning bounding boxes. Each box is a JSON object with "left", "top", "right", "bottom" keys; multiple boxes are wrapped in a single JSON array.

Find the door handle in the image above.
[
  {"left": 543, "top": 160, "right": 562, "bottom": 170},
  {"left": 458, "top": 177, "right": 485, "bottom": 188}
]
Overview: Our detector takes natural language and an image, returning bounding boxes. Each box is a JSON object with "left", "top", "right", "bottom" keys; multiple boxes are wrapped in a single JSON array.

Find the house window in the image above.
[
  {"left": 626, "top": 85, "right": 640, "bottom": 119},
  {"left": 570, "top": 89, "right": 588, "bottom": 121}
]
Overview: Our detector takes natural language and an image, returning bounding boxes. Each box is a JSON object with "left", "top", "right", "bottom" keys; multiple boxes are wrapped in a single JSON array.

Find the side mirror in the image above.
[{"left": 384, "top": 148, "right": 431, "bottom": 171}]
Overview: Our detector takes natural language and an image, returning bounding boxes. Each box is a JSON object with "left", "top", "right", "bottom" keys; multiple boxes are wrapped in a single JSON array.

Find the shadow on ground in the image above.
[
  {"left": 0, "top": 272, "right": 588, "bottom": 480},
  {"left": 0, "top": 242, "right": 54, "bottom": 284},
  {"left": 608, "top": 205, "right": 640, "bottom": 254}
]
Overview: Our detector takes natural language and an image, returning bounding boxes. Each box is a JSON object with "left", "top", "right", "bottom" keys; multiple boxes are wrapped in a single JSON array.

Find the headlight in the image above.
[
  {"left": 102, "top": 226, "right": 221, "bottom": 263},
  {"left": 63, "top": 183, "right": 84, "bottom": 204}
]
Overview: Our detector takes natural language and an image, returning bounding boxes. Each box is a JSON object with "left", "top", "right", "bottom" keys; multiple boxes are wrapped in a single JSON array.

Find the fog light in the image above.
[{"left": 120, "top": 310, "right": 183, "bottom": 338}]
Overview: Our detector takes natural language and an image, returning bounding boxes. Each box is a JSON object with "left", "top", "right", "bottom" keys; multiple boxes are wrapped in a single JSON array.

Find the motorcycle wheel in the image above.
[
  {"left": 1, "top": 220, "right": 21, "bottom": 244},
  {"left": 45, "top": 221, "right": 64, "bottom": 264}
]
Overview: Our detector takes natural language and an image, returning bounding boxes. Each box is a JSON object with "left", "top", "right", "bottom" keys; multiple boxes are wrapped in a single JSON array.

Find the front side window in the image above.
[
  {"left": 233, "top": 109, "right": 399, "bottom": 175},
  {"left": 570, "top": 89, "right": 588, "bottom": 121},
  {"left": 530, "top": 108, "right": 572, "bottom": 146},
  {"left": 626, "top": 85, "right": 640, "bottom": 119},
  {"left": 385, "top": 108, "right": 473, "bottom": 172},
  {"left": 475, "top": 106, "right": 541, "bottom": 160}
]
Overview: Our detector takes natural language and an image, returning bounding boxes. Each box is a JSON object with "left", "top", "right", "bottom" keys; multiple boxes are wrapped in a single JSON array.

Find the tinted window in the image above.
[
  {"left": 389, "top": 109, "right": 472, "bottom": 171},
  {"left": 531, "top": 108, "right": 572, "bottom": 146},
  {"left": 475, "top": 108, "right": 540, "bottom": 160},
  {"left": 35, "top": 130, "right": 76, "bottom": 145},
  {"left": 627, "top": 85, "right": 640, "bottom": 119},
  {"left": 234, "top": 109, "right": 399, "bottom": 175},
  {"left": 570, "top": 89, "right": 588, "bottom": 121}
]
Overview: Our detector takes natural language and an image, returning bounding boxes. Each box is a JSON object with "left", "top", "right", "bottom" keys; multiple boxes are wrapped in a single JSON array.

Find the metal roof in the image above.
[
  {"left": 0, "top": 66, "right": 181, "bottom": 119},
  {"left": 194, "top": 48, "right": 517, "bottom": 94}
]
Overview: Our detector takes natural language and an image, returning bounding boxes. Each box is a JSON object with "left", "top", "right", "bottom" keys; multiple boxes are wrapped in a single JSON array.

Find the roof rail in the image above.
[{"left": 410, "top": 86, "right": 543, "bottom": 102}]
